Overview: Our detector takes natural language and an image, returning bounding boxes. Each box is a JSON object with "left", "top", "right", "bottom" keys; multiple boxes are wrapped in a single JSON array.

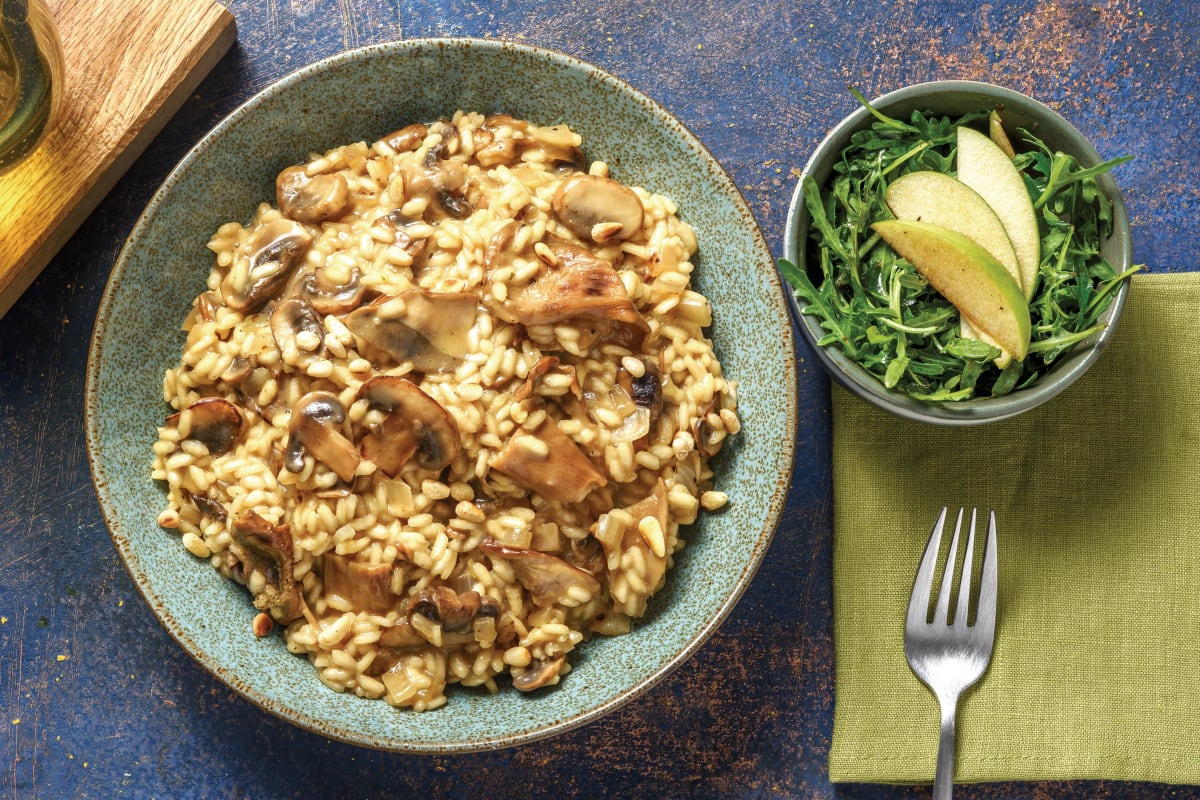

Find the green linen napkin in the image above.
[{"left": 829, "top": 272, "right": 1200, "bottom": 785}]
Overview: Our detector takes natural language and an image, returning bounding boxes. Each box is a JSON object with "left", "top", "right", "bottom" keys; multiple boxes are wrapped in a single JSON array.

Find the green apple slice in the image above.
[
  {"left": 885, "top": 171, "right": 1022, "bottom": 287},
  {"left": 885, "top": 170, "right": 1023, "bottom": 367},
  {"left": 872, "top": 219, "right": 1031, "bottom": 361},
  {"left": 956, "top": 125, "right": 1040, "bottom": 299}
]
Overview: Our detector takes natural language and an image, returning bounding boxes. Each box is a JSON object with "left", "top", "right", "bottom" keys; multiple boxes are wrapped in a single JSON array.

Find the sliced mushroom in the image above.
[
  {"left": 512, "top": 655, "right": 565, "bottom": 692},
  {"left": 219, "top": 356, "right": 255, "bottom": 386},
  {"left": 602, "top": 357, "right": 662, "bottom": 441},
  {"left": 406, "top": 586, "right": 499, "bottom": 633},
  {"left": 226, "top": 219, "right": 313, "bottom": 313},
  {"left": 565, "top": 536, "right": 606, "bottom": 579},
  {"left": 343, "top": 290, "right": 476, "bottom": 373},
  {"left": 472, "top": 115, "right": 582, "bottom": 171},
  {"left": 164, "top": 397, "right": 244, "bottom": 456},
  {"left": 597, "top": 481, "right": 669, "bottom": 617},
  {"left": 287, "top": 264, "right": 366, "bottom": 315},
  {"left": 480, "top": 539, "right": 602, "bottom": 608},
  {"left": 230, "top": 510, "right": 302, "bottom": 623},
  {"left": 489, "top": 410, "right": 607, "bottom": 504},
  {"left": 323, "top": 553, "right": 395, "bottom": 614},
  {"left": 691, "top": 398, "right": 724, "bottom": 458},
  {"left": 472, "top": 114, "right": 528, "bottom": 167},
  {"left": 270, "top": 296, "right": 326, "bottom": 367},
  {"left": 483, "top": 220, "right": 518, "bottom": 272},
  {"left": 393, "top": 157, "right": 471, "bottom": 221},
  {"left": 285, "top": 391, "right": 361, "bottom": 482},
  {"left": 276, "top": 165, "right": 350, "bottom": 224},
  {"left": 426, "top": 120, "right": 461, "bottom": 161},
  {"left": 377, "top": 211, "right": 431, "bottom": 265},
  {"left": 191, "top": 492, "right": 228, "bottom": 522},
  {"left": 357, "top": 376, "right": 460, "bottom": 476},
  {"left": 489, "top": 235, "right": 649, "bottom": 343},
  {"left": 584, "top": 383, "right": 649, "bottom": 443},
  {"left": 377, "top": 122, "right": 428, "bottom": 154},
  {"left": 512, "top": 355, "right": 561, "bottom": 402},
  {"left": 552, "top": 174, "right": 644, "bottom": 243},
  {"left": 376, "top": 621, "right": 426, "bottom": 650}
]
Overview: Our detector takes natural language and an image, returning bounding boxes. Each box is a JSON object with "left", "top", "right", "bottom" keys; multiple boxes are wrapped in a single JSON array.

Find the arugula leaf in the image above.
[{"left": 781, "top": 89, "right": 1139, "bottom": 401}]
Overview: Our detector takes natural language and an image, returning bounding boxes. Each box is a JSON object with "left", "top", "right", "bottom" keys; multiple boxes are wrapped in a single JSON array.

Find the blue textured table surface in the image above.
[{"left": 2, "top": 2, "right": 1197, "bottom": 798}]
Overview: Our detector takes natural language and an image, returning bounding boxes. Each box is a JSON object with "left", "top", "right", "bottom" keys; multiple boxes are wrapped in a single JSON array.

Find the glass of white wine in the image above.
[{"left": 0, "top": 0, "right": 64, "bottom": 175}]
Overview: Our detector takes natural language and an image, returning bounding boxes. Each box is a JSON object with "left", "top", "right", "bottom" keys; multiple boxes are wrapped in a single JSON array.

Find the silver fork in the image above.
[{"left": 904, "top": 507, "right": 998, "bottom": 800}]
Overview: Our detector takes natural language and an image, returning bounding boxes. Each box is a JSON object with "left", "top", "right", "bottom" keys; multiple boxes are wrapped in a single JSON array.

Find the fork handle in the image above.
[{"left": 934, "top": 695, "right": 958, "bottom": 800}]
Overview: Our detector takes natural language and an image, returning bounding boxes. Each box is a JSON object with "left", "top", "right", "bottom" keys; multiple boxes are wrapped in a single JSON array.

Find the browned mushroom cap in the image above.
[
  {"left": 323, "top": 553, "right": 395, "bottom": 615},
  {"left": 230, "top": 510, "right": 302, "bottom": 623},
  {"left": 343, "top": 290, "right": 476, "bottom": 373},
  {"left": 512, "top": 655, "right": 565, "bottom": 692},
  {"left": 287, "top": 264, "right": 366, "bottom": 315},
  {"left": 165, "top": 397, "right": 244, "bottom": 456},
  {"left": 226, "top": 219, "right": 313, "bottom": 313},
  {"left": 552, "top": 174, "right": 644, "bottom": 243},
  {"left": 270, "top": 296, "right": 326, "bottom": 365},
  {"left": 479, "top": 538, "right": 602, "bottom": 608},
  {"left": 285, "top": 391, "right": 361, "bottom": 482},
  {"left": 357, "top": 376, "right": 460, "bottom": 476},
  {"left": 377, "top": 122, "right": 428, "bottom": 154},
  {"left": 276, "top": 165, "right": 350, "bottom": 224},
  {"left": 489, "top": 411, "right": 606, "bottom": 504},
  {"left": 488, "top": 235, "right": 649, "bottom": 343},
  {"left": 406, "top": 586, "right": 499, "bottom": 633}
]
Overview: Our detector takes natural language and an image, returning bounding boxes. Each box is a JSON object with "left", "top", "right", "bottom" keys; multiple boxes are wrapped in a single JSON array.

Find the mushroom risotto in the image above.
[{"left": 151, "top": 112, "right": 739, "bottom": 710}]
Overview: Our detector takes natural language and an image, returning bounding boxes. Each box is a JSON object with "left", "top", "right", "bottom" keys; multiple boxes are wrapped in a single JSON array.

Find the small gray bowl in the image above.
[
  {"left": 85, "top": 39, "right": 796, "bottom": 752},
  {"left": 783, "top": 80, "right": 1132, "bottom": 425}
]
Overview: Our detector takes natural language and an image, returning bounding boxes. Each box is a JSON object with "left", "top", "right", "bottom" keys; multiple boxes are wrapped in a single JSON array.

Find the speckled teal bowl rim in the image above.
[
  {"left": 783, "top": 80, "right": 1132, "bottom": 425},
  {"left": 85, "top": 38, "right": 797, "bottom": 752}
]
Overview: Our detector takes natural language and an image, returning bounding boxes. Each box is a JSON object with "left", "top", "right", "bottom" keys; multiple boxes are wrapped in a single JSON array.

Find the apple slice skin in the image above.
[
  {"left": 956, "top": 125, "right": 1041, "bottom": 299},
  {"left": 872, "top": 219, "right": 1031, "bottom": 361}
]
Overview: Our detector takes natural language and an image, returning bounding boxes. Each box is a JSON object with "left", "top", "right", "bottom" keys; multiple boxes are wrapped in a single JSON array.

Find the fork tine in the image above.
[
  {"left": 906, "top": 506, "right": 947, "bottom": 629},
  {"left": 933, "top": 508, "right": 964, "bottom": 625},
  {"left": 974, "top": 510, "right": 999, "bottom": 644},
  {"left": 954, "top": 509, "right": 977, "bottom": 627}
]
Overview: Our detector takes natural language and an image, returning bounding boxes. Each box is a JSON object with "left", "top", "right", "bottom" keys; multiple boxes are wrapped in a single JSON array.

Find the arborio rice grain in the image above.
[{"left": 151, "top": 111, "right": 739, "bottom": 710}]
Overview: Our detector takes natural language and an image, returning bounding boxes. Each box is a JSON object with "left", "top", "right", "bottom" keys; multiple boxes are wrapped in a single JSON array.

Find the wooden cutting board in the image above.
[{"left": 0, "top": 0, "right": 236, "bottom": 318}]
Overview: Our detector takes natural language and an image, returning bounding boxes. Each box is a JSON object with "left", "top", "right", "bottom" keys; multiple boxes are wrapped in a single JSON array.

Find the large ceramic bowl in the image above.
[
  {"left": 85, "top": 39, "right": 796, "bottom": 752},
  {"left": 784, "top": 80, "right": 1132, "bottom": 425}
]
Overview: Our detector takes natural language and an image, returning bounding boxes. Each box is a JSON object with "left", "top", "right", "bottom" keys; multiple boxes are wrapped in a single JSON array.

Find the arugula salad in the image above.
[{"left": 780, "top": 89, "right": 1139, "bottom": 402}]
